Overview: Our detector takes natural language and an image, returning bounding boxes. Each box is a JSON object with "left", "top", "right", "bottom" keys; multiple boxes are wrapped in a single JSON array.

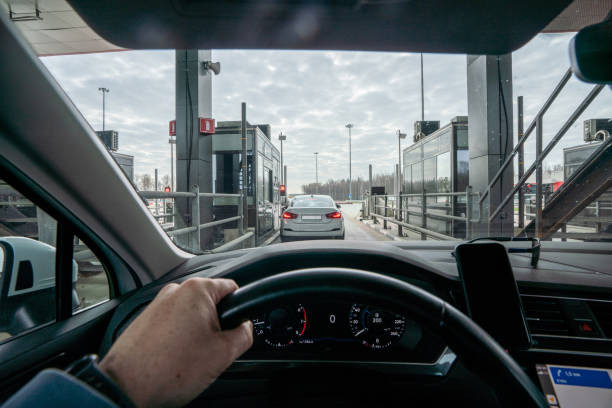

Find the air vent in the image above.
[
  {"left": 522, "top": 296, "right": 570, "bottom": 336},
  {"left": 589, "top": 301, "right": 612, "bottom": 339}
]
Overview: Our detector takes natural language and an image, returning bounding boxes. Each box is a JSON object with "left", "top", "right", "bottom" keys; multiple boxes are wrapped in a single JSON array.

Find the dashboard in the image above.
[{"left": 244, "top": 301, "right": 446, "bottom": 363}]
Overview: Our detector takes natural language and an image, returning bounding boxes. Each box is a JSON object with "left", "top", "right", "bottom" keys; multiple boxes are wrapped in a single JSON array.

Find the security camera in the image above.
[{"left": 202, "top": 61, "right": 221, "bottom": 75}]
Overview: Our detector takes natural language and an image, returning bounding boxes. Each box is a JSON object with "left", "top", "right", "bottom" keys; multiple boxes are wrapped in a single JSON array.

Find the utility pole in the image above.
[
  {"left": 314, "top": 152, "right": 319, "bottom": 193},
  {"left": 154, "top": 168, "right": 159, "bottom": 216},
  {"left": 98, "top": 87, "right": 109, "bottom": 131},
  {"left": 279, "top": 132, "right": 286, "bottom": 185},
  {"left": 241, "top": 102, "right": 248, "bottom": 232},
  {"left": 420, "top": 53, "right": 424, "bottom": 121},
  {"left": 397, "top": 130, "right": 406, "bottom": 194},
  {"left": 169, "top": 135, "right": 175, "bottom": 191},
  {"left": 345, "top": 123, "right": 353, "bottom": 200}
]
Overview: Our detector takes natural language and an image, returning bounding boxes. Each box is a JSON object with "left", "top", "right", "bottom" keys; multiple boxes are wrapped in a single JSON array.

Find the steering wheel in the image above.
[{"left": 218, "top": 267, "right": 547, "bottom": 407}]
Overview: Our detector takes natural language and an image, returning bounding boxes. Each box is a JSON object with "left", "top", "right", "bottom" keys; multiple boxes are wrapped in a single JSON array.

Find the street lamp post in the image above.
[
  {"left": 314, "top": 152, "right": 319, "bottom": 193},
  {"left": 169, "top": 136, "right": 176, "bottom": 191},
  {"left": 98, "top": 87, "right": 109, "bottom": 131},
  {"left": 397, "top": 130, "right": 407, "bottom": 193},
  {"left": 345, "top": 123, "right": 353, "bottom": 200},
  {"left": 279, "top": 132, "right": 286, "bottom": 185}
]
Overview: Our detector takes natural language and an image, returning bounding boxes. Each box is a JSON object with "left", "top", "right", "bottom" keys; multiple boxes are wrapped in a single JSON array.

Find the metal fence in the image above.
[
  {"left": 140, "top": 185, "right": 253, "bottom": 253},
  {"left": 365, "top": 187, "right": 480, "bottom": 240}
]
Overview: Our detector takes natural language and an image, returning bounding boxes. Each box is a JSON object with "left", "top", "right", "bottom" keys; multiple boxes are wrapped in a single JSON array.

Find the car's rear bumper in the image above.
[{"left": 281, "top": 228, "right": 344, "bottom": 240}]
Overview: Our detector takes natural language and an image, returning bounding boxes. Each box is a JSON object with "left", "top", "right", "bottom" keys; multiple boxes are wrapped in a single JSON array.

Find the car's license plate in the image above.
[{"left": 302, "top": 215, "right": 321, "bottom": 220}]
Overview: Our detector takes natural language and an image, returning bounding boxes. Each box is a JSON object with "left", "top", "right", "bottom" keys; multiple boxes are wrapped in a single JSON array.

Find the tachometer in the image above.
[
  {"left": 349, "top": 304, "right": 405, "bottom": 349},
  {"left": 252, "top": 304, "right": 307, "bottom": 348}
]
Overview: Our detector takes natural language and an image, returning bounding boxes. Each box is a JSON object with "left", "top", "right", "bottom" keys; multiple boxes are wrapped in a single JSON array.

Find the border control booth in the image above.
[
  {"left": 212, "top": 121, "right": 281, "bottom": 243},
  {"left": 402, "top": 116, "right": 469, "bottom": 238}
]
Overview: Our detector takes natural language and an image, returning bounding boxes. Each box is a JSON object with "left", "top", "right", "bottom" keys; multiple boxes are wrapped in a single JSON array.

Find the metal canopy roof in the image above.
[{"left": 1, "top": 0, "right": 124, "bottom": 56}]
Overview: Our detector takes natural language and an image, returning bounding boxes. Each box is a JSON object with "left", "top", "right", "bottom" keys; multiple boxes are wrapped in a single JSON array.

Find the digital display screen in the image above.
[
  {"left": 536, "top": 364, "right": 612, "bottom": 407},
  {"left": 245, "top": 301, "right": 447, "bottom": 363},
  {"left": 454, "top": 242, "right": 531, "bottom": 349}
]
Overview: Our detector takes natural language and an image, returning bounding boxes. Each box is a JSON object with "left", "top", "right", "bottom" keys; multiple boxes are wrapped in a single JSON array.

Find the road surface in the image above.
[{"left": 340, "top": 203, "right": 391, "bottom": 241}]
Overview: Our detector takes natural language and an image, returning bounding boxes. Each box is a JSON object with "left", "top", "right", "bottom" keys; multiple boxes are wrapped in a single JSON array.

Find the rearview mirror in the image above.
[{"left": 570, "top": 16, "right": 612, "bottom": 84}]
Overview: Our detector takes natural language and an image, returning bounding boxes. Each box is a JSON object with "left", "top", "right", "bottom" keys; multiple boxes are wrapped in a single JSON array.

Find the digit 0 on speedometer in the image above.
[{"left": 349, "top": 304, "right": 406, "bottom": 349}]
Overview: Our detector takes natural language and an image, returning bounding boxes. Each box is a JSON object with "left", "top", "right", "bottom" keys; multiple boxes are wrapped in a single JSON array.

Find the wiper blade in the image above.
[{"left": 452, "top": 236, "right": 541, "bottom": 268}]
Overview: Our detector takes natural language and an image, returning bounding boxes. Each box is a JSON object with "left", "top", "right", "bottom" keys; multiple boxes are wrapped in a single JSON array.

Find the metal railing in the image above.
[
  {"left": 479, "top": 68, "right": 606, "bottom": 237},
  {"left": 366, "top": 187, "right": 480, "bottom": 240},
  {"left": 140, "top": 186, "right": 253, "bottom": 252}
]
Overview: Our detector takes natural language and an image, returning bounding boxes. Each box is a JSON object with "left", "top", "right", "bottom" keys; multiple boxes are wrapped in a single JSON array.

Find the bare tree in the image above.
[
  {"left": 137, "top": 174, "right": 153, "bottom": 191},
  {"left": 161, "top": 174, "right": 170, "bottom": 188},
  {"left": 302, "top": 173, "right": 395, "bottom": 200}
]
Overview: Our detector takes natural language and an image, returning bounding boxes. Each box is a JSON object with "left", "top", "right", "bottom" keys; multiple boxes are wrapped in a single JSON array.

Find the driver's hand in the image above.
[{"left": 99, "top": 278, "right": 253, "bottom": 408}]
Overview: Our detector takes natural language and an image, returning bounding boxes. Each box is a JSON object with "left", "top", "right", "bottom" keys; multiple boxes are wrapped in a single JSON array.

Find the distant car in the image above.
[{"left": 280, "top": 195, "right": 345, "bottom": 242}]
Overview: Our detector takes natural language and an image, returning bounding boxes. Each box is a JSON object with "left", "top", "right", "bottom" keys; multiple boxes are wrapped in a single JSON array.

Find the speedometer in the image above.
[{"left": 348, "top": 304, "right": 406, "bottom": 349}]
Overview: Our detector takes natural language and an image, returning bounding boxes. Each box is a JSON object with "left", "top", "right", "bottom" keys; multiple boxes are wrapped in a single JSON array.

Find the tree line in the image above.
[
  {"left": 135, "top": 173, "right": 170, "bottom": 191},
  {"left": 302, "top": 173, "right": 395, "bottom": 201}
]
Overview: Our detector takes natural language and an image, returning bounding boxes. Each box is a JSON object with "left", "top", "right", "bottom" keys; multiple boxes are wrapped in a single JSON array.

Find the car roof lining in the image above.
[{"left": 65, "top": 0, "right": 585, "bottom": 55}]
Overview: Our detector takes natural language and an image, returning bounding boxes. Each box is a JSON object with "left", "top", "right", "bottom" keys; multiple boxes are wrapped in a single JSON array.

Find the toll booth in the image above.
[
  {"left": 402, "top": 116, "right": 469, "bottom": 238},
  {"left": 212, "top": 121, "right": 281, "bottom": 242}
]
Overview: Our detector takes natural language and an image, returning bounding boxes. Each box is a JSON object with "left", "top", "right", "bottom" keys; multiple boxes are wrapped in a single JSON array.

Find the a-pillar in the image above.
[
  {"left": 466, "top": 54, "right": 514, "bottom": 237},
  {"left": 175, "top": 50, "right": 214, "bottom": 251}
]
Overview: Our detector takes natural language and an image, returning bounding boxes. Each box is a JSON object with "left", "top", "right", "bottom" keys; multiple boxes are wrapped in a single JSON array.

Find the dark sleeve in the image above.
[{"left": 3, "top": 368, "right": 118, "bottom": 408}]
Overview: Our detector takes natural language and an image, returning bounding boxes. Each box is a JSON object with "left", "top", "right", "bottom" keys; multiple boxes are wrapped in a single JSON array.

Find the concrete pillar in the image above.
[
  {"left": 175, "top": 50, "right": 214, "bottom": 250},
  {"left": 467, "top": 54, "right": 514, "bottom": 236}
]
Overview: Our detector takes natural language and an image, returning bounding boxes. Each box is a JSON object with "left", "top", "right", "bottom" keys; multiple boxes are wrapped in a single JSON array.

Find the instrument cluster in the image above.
[{"left": 247, "top": 301, "right": 446, "bottom": 363}]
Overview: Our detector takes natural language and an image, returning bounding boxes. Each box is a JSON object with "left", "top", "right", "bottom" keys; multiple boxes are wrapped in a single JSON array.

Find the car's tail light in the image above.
[
  {"left": 326, "top": 211, "right": 342, "bottom": 219},
  {"left": 282, "top": 211, "right": 298, "bottom": 219}
]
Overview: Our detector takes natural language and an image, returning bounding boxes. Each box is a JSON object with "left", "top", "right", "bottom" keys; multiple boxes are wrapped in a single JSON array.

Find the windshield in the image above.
[
  {"left": 37, "top": 32, "right": 611, "bottom": 254},
  {"left": 291, "top": 197, "right": 335, "bottom": 208}
]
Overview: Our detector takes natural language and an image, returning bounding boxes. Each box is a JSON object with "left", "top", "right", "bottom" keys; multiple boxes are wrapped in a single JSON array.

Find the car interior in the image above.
[{"left": 1, "top": 0, "right": 612, "bottom": 407}]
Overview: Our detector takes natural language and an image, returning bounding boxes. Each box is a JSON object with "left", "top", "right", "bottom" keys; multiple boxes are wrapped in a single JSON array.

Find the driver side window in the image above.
[{"left": 0, "top": 178, "right": 110, "bottom": 341}]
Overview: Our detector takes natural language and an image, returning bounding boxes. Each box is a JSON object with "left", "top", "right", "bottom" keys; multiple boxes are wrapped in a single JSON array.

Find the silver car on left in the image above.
[{"left": 280, "top": 195, "right": 345, "bottom": 242}]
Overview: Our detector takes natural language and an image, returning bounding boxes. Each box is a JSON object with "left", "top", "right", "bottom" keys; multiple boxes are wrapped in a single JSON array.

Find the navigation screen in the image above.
[{"left": 536, "top": 364, "right": 612, "bottom": 407}]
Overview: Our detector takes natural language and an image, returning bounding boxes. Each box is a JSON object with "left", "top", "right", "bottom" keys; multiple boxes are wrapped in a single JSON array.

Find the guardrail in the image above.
[
  {"left": 140, "top": 186, "right": 252, "bottom": 252},
  {"left": 366, "top": 187, "right": 480, "bottom": 240}
]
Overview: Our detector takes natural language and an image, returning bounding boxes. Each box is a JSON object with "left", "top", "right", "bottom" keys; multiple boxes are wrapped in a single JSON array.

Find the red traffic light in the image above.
[
  {"left": 280, "top": 184, "right": 286, "bottom": 196},
  {"left": 164, "top": 186, "right": 171, "bottom": 193}
]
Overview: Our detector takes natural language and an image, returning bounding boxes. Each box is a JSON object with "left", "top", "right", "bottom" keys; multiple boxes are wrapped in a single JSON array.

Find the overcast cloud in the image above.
[{"left": 41, "top": 33, "right": 611, "bottom": 193}]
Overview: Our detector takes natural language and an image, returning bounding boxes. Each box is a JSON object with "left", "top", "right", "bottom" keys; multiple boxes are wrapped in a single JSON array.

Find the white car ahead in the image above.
[{"left": 280, "top": 195, "right": 345, "bottom": 242}]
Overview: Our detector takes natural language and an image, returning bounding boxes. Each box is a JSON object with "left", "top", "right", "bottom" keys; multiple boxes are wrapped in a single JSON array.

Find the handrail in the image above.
[
  {"left": 488, "top": 83, "right": 604, "bottom": 223},
  {"left": 479, "top": 68, "right": 573, "bottom": 205}
]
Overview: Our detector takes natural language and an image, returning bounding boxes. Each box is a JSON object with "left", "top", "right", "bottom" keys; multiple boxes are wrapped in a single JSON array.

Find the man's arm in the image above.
[
  {"left": 99, "top": 278, "right": 253, "bottom": 407},
  {"left": 3, "top": 278, "right": 252, "bottom": 408}
]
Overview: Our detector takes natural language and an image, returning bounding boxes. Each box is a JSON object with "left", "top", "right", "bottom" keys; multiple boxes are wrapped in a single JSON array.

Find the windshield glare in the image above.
[{"left": 34, "top": 32, "right": 612, "bottom": 254}]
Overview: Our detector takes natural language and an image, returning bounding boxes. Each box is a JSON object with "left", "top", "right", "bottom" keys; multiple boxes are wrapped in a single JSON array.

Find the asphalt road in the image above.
[{"left": 341, "top": 204, "right": 390, "bottom": 241}]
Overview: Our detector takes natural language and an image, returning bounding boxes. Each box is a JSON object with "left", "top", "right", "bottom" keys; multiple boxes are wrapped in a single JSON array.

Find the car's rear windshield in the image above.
[{"left": 291, "top": 197, "right": 335, "bottom": 208}]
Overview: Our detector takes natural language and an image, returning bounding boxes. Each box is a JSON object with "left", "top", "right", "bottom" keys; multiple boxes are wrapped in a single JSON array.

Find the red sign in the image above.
[
  {"left": 169, "top": 120, "right": 176, "bottom": 136},
  {"left": 199, "top": 118, "right": 215, "bottom": 134}
]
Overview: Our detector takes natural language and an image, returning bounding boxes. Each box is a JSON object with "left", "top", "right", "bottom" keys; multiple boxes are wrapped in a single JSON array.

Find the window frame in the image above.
[{"left": 0, "top": 156, "right": 139, "bottom": 344}]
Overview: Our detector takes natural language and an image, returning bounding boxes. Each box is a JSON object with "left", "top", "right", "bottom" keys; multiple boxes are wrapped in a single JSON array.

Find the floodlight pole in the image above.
[
  {"left": 346, "top": 123, "right": 353, "bottom": 200},
  {"left": 420, "top": 54, "right": 424, "bottom": 121},
  {"left": 279, "top": 132, "right": 286, "bottom": 185},
  {"left": 397, "top": 130, "right": 406, "bottom": 193},
  {"left": 98, "top": 87, "right": 109, "bottom": 131},
  {"left": 314, "top": 152, "right": 319, "bottom": 193}
]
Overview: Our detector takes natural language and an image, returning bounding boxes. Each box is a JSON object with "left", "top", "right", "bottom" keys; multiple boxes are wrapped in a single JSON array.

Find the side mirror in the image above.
[
  {"left": 336, "top": 204, "right": 341, "bottom": 209},
  {"left": 570, "top": 16, "right": 612, "bottom": 84}
]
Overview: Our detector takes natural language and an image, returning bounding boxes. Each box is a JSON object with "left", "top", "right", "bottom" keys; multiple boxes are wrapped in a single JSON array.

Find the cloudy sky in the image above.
[{"left": 41, "top": 33, "right": 611, "bottom": 193}]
